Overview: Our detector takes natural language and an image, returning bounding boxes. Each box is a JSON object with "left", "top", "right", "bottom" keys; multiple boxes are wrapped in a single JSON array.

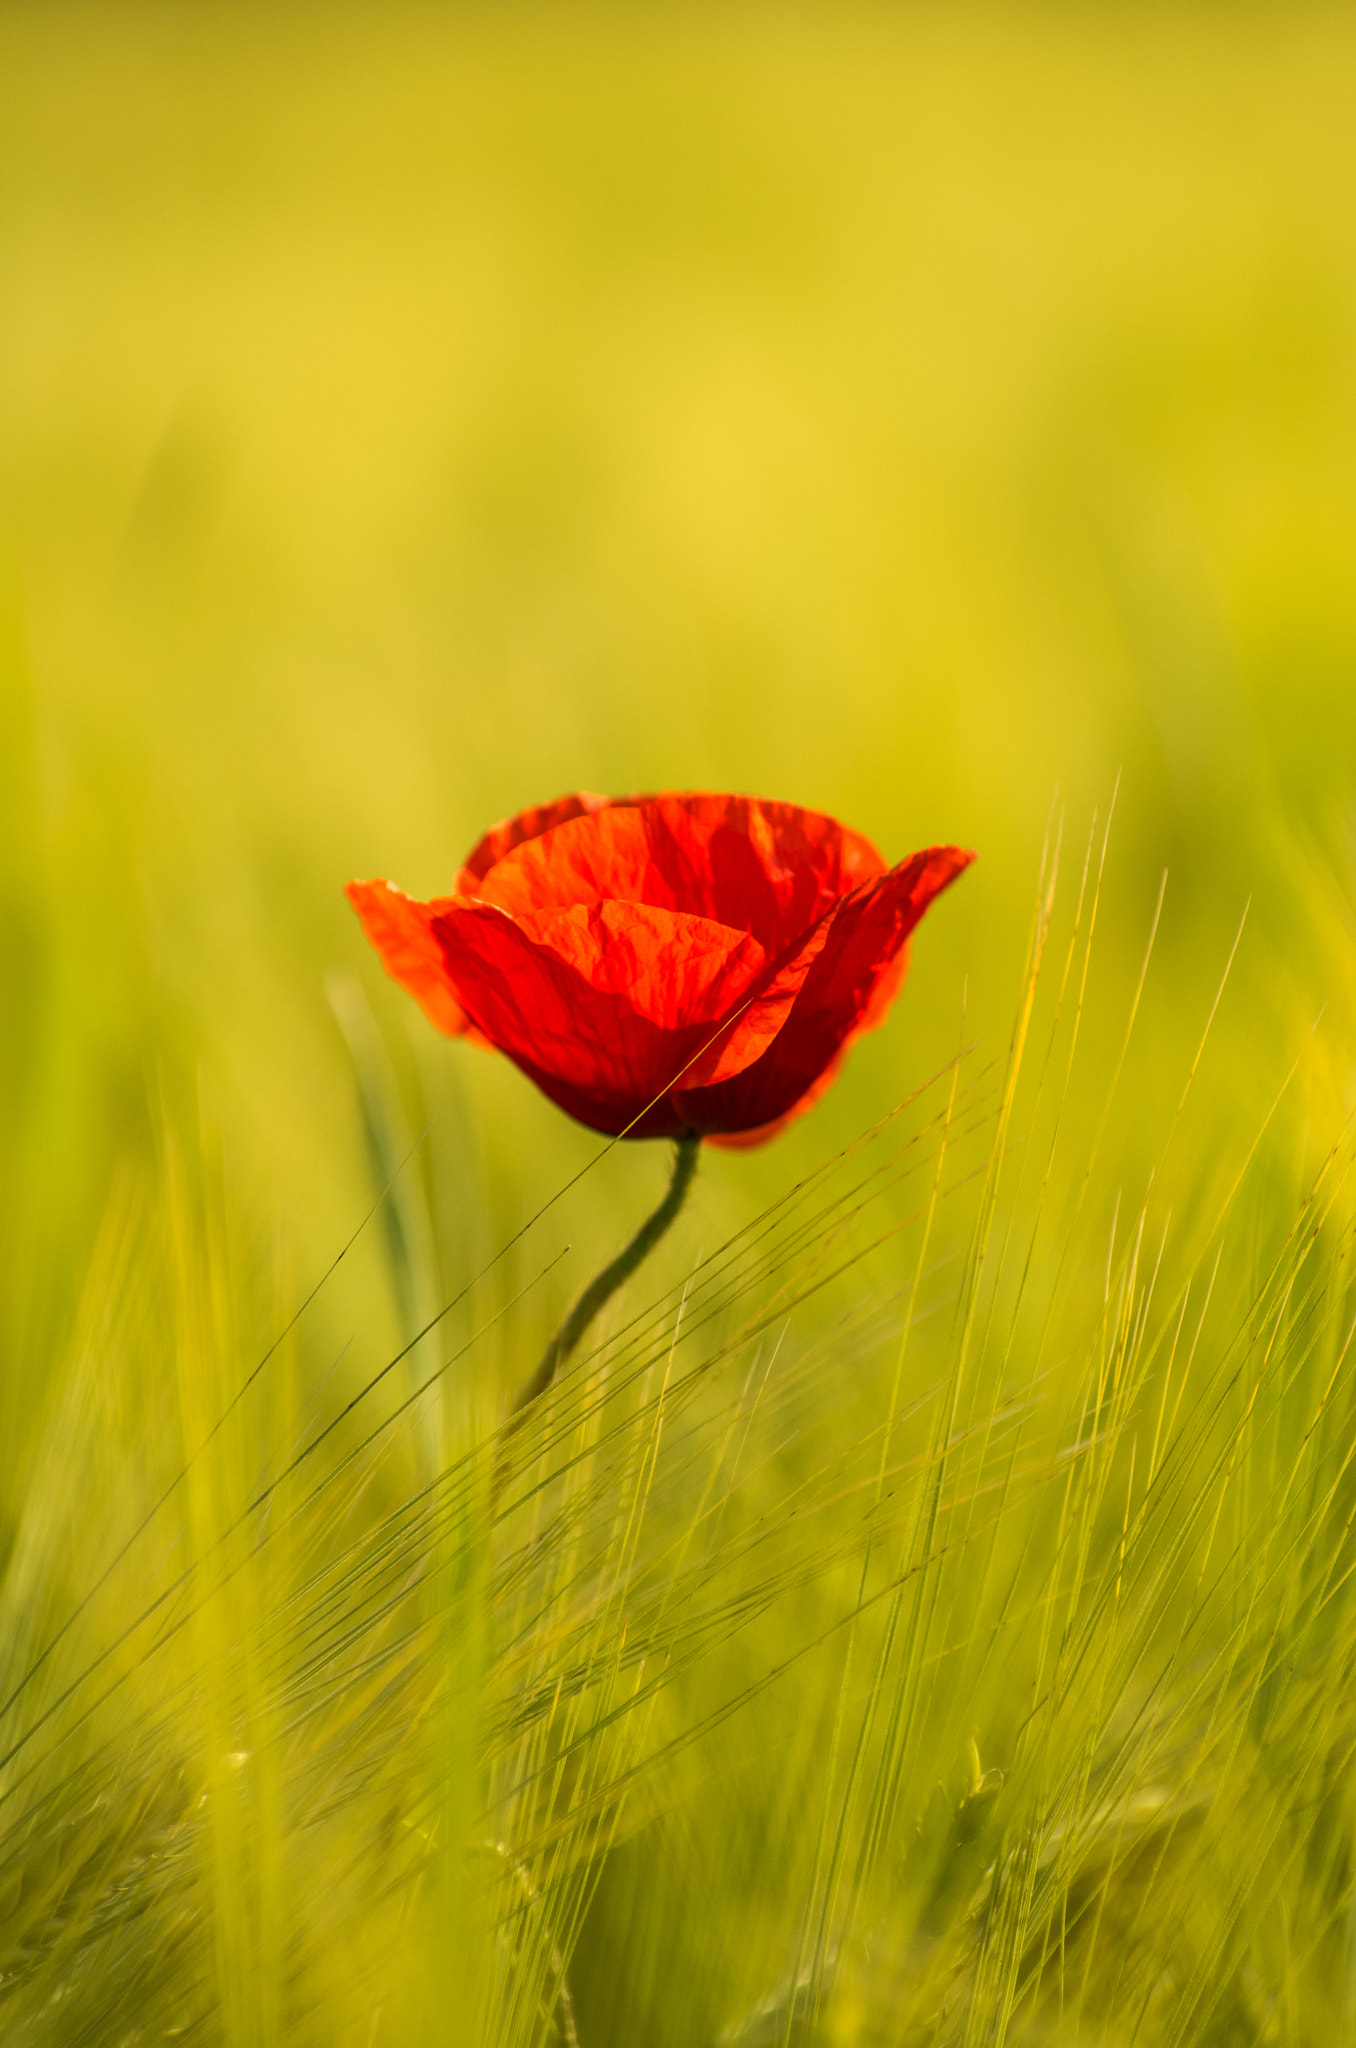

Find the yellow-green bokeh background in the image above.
[{"left": 3, "top": 0, "right": 1355, "bottom": 1456}]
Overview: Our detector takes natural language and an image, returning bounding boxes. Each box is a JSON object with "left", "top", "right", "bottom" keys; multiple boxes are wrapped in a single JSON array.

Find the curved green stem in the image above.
[{"left": 508, "top": 1135, "right": 700, "bottom": 1424}]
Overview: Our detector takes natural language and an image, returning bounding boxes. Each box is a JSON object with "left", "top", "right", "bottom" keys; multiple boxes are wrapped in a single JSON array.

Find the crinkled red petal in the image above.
[
  {"left": 344, "top": 879, "right": 489, "bottom": 1044},
  {"left": 457, "top": 790, "right": 615, "bottom": 889},
  {"left": 428, "top": 898, "right": 768, "bottom": 1136},
  {"left": 703, "top": 946, "right": 913, "bottom": 1149},
  {"left": 674, "top": 845, "right": 973, "bottom": 1140},
  {"left": 472, "top": 792, "right": 885, "bottom": 957}
]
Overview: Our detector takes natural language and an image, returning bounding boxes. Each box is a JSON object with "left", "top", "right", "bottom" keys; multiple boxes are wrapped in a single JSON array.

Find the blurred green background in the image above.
[{"left": 2, "top": 0, "right": 1354, "bottom": 1466}]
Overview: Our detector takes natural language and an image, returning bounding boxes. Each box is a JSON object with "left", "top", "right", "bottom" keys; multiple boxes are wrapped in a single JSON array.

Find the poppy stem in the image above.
[{"left": 508, "top": 1134, "right": 701, "bottom": 1424}]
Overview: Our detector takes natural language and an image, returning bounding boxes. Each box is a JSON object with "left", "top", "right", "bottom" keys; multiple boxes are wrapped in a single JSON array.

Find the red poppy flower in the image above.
[{"left": 347, "top": 792, "right": 972, "bottom": 1147}]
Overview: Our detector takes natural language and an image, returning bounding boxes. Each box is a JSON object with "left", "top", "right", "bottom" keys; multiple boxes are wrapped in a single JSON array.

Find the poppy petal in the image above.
[
  {"left": 472, "top": 793, "right": 886, "bottom": 955},
  {"left": 702, "top": 1046, "right": 851, "bottom": 1150},
  {"left": 699, "top": 949, "right": 916, "bottom": 1149},
  {"left": 428, "top": 898, "right": 767, "bottom": 1136},
  {"left": 458, "top": 790, "right": 616, "bottom": 891},
  {"left": 344, "top": 879, "right": 490, "bottom": 1042},
  {"left": 675, "top": 917, "right": 837, "bottom": 1089},
  {"left": 673, "top": 844, "right": 973, "bottom": 1137}
]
